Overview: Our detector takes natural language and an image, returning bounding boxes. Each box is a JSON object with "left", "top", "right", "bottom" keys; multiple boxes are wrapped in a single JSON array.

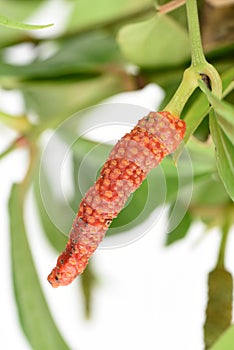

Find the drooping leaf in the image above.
[
  {"left": 0, "top": 1, "right": 45, "bottom": 47},
  {"left": 70, "top": 138, "right": 112, "bottom": 214},
  {"left": 209, "top": 109, "right": 234, "bottom": 201},
  {"left": 117, "top": 14, "right": 190, "bottom": 68},
  {"left": 80, "top": 264, "right": 97, "bottom": 319},
  {"left": 218, "top": 115, "right": 234, "bottom": 146},
  {"left": 193, "top": 115, "right": 210, "bottom": 142},
  {"left": 199, "top": 80, "right": 234, "bottom": 145},
  {"left": 22, "top": 74, "right": 124, "bottom": 123},
  {"left": 0, "top": 14, "right": 52, "bottom": 30},
  {"left": 9, "top": 184, "right": 70, "bottom": 350},
  {"left": 204, "top": 267, "right": 233, "bottom": 349},
  {"left": 221, "top": 67, "right": 234, "bottom": 96},
  {"left": 34, "top": 167, "right": 68, "bottom": 252},
  {"left": 0, "top": 32, "right": 122, "bottom": 80},
  {"left": 173, "top": 68, "right": 234, "bottom": 162},
  {"left": 191, "top": 174, "right": 230, "bottom": 206},
  {"left": 189, "top": 175, "right": 230, "bottom": 228},
  {"left": 165, "top": 205, "right": 192, "bottom": 245}
]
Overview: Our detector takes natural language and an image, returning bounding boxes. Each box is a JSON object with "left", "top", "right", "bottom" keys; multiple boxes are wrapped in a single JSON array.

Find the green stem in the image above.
[
  {"left": 0, "top": 136, "right": 28, "bottom": 160},
  {"left": 164, "top": 0, "right": 223, "bottom": 116},
  {"left": 216, "top": 220, "right": 230, "bottom": 269},
  {"left": 0, "top": 142, "right": 15, "bottom": 160},
  {"left": 186, "top": 0, "right": 205, "bottom": 66},
  {"left": 0, "top": 110, "right": 31, "bottom": 132},
  {"left": 186, "top": 0, "right": 222, "bottom": 97},
  {"left": 157, "top": 0, "right": 185, "bottom": 14},
  {"left": 164, "top": 0, "right": 212, "bottom": 116},
  {"left": 21, "top": 139, "right": 38, "bottom": 193},
  {"left": 164, "top": 67, "right": 198, "bottom": 116}
]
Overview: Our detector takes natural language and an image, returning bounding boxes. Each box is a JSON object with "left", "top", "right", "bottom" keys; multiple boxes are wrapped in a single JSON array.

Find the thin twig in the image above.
[
  {"left": 157, "top": 0, "right": 186, "bottom": 14},
  {"left": 0, "top": 136, "right": 28, "bottom": 160}
]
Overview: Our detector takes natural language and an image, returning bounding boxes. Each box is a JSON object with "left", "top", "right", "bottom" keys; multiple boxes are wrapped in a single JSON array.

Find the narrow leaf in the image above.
[
  {"left": 0, "top": 32, "right": 121, "bottom": 79},
  {"left": 173, "top": 92, "right": 210, "bottom": 162},
  {"left": 34, "top": 169, "right": 67, "bottom": 252},
  {"left": 0, "top": 14, "right": 53, "bottom": 30},
  {"left": 199, "top": 80, "right": 233, "bottom": 119},
  {"left": 209, "top": 109, "right": 234, "bottom": 201},
  {"left": 9, "top": 184, "right": 70, "bottom": 350},
  {"left": 204, "top": 267, "right": 233, "bottom": 349},
  {"left": 22, "top": 75, "right": 124, "bottom": 123},
  {"left": 166, "top": 209, "right": 192, "bottom": 245},
  {"left": 0, "top": 1, "right": 48, "bottom": 47},
  {"left": 80, "top": 264, "right": 97, "bottom": 319},
  {"left": 199, "top": 80, "right": 234, "bottom": 144},
  {"left": 174, "top": 69, "right": 234, "bottom": 162}
]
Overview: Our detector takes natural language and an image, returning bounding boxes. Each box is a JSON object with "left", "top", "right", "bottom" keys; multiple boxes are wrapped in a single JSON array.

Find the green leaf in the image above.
[
  {"left": 183, "top": 92, "right": 210, "bottom": 143},
  {"left": 0, "top": 32, "right": 121, "bottom": 80},
  {"left": 42, "top": 32, "right": 121, "bottom": 75},
  {"left": 199, "top": 80, "right": 234, "bottom": 145},
  {"left": 80, "top": 264, "right": 97, "bottom": 319},
  {"left": 117, "top": 14, "right": 190, "bottom": 68},
  {"left": 205, "top": 268, "right": 233, "bottom": 349},
  {"left": 173, "top": 92, "right": 210, "bottom": 162},
  {"left": 0, "top": 1, "right": 45, "bottom": 47},
  {"left": 191, "top": 175, "right": 230, "bottom": 207},
  {"left": 173, "top": 68, "right": 234, "bottom": 162},
  {"left": 9, "top": 184, "right": 70, "bottom": 350},
  {"left": 0, "top": 14, "right": 53, "bottom": 30},
  {"left": 69, "top": 137, "right": 111, "bottom": 209},
  {"left": 193, "top": 115, "right": 210, "bottom": 142},
  {"left": 22, "top": 74, "right": 124, "bottom": 123},
  {"left": 68, "top": 0, "right": 153, "bottom": 32},
  {"left": 211, "top": 325, "right": 234, "bottom": 350},
  {"left": 218, "top": 115, "right": 234, "bottom": 146},
  {"left": 34, "top": 168, "right": 68, "bottom": 252},
  {"left": 223, "top": 80, "right": 234, "bottom": 98},
  {"left": 209, "top": 109, "right": 234, "bottom": 201},
  {"left": 187, "top": 138, "right": 216, "bottom": 173},
  {"left": 165, "top": 205, "right": 192, "bottom": 245}
]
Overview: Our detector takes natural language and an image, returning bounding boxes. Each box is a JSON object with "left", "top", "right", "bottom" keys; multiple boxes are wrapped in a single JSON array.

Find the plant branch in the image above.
[
  {"left": 186, "top": 0, "right": 206, "bottom": 66},
  {"left": 21, "top": 138, "right": 38, "bottom": 193},
  {"left": 163, "top": 0, "right": 221, "bottom": 116},
  {"left": 163, "top": 67, "right": 198, "bottom": 116},
  {"left": 0, "top": 110, "right": 31, "bottom": 132},
  {"left": 186, "top": 0, "right": 222, "bottom": 97},
  {"left": 216, "top": 220, "right": 230, "bottom": 269},
  {"left": 157, "top": 0, "right": 186, "bottom": 14},
  {"left": 0, "top": 136, "right": 28, "bottom": 160}
]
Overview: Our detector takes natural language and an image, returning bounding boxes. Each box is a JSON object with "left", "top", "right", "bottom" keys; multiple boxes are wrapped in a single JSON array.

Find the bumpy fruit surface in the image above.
[{"left": 48, "top": 111, "right": 186, "bottom": 287}]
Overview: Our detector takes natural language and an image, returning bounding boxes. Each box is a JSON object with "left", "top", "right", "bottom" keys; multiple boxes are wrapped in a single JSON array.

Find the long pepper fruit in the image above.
[{"left": 48, "top": 111, "right": 186, "bottom": 287}]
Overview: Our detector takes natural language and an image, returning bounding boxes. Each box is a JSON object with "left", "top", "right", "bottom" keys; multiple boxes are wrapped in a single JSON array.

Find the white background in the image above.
[{"left": 0, "top": 1, "right": 234, "bottom": 349}]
